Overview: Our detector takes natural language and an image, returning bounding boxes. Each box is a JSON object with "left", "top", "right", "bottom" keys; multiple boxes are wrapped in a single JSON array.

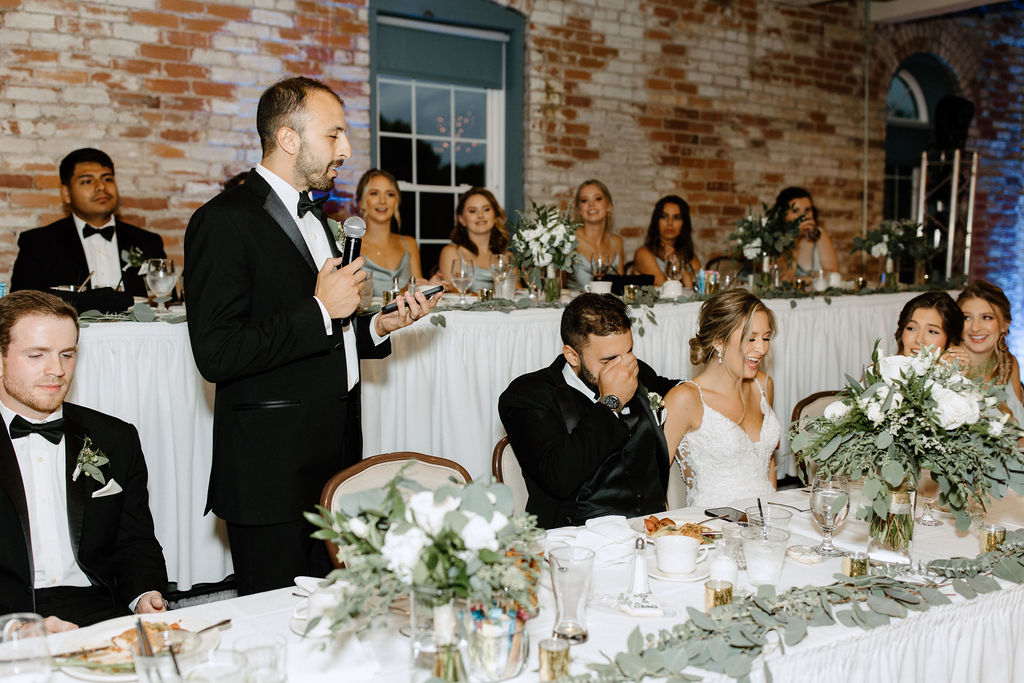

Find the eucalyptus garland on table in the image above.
[{"left": 574, "top": 530, "right": 1024, "bottom": 683}]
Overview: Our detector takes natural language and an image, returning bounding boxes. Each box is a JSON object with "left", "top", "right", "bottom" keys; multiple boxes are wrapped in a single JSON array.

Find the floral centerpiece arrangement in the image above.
[
  {"left": 791, "top": 343, "right": 1024, "bottom": 555},
  {"left": 306, "top": 471, "right": 541, "bottom": 680},
  {"left": 510, "top": 202, "right": 579, "bottom": 301},
  {"left": 852, "top": 219, "right": 938, "bottom": 283},
  {"left": 727, "top": 203, "right": 802, "bottom": 286}
]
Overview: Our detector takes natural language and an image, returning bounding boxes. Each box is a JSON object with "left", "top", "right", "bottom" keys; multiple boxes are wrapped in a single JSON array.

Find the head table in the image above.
[
  {"left": 69, "top": 291, "right": 921, "bottom": 589},
  {"left": 46, "top": 488, "right": 1024, "bottom": 682}
]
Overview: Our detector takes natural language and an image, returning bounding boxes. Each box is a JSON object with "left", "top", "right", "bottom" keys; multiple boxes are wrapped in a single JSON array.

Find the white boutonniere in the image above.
[
  {"left": 328, "top": 218, "right": 345, "bottom": 249},
  {"left": 72, "top": 436, "right": 110, "bottom": 484},
  {"left": 647, "top": 390, "right": 666, "bottom": 425},
  {"left": 121, "top": 246, "right": 148, "bottom": 275}
]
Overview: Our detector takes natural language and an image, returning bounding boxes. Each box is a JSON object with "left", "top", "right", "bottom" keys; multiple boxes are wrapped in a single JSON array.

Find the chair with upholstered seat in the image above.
[
  {"left": 491, "top": 436, "right": 528, "bottom": 515},
  {"left": 319, "top": 452, "right": 472, "bottom": 567},
  {"left": 790, "top": 390, "right": 841, "bottom": 482}
]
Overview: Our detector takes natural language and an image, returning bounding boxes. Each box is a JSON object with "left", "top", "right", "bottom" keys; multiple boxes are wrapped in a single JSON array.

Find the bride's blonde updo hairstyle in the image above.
[{"left": 690, "top": 289, "right": 775, "bottom": 366}]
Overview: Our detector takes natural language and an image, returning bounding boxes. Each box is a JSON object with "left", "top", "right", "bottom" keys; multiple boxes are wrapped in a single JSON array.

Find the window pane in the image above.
[
  {"left": 379, "top": 81, "right": 412, "bottom": 133},
  {"left": 420, "top": 243, "right": 444, "bottom": 280},
  {"left": 887, "top": 76, "right": 917, "bottom": 120},
  {"left": 400, "top": 192, "right": 417, "bottom": 236},
  {"left": 455, "top": 141, "right": 486, "bottom": 187},
  {"left": 454, "top": 90, "right": 486, "bottom": 140},
  {"left": 419, "top": 192, "right": 456, "bottom": 240},
  {"left": 380, "top": 137, "right": 413, "bottom": 183},
  {"left": 416, "top": 85, "right": 450, "bottom": 137},
  {"left": 416, "top": 139, "right": 451, "bottom": 186}
]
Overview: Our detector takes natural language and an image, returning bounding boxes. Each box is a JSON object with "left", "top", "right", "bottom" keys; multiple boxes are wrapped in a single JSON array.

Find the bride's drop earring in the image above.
[{"left": 717, "top": 347, "right": 723, "bottom": 364}]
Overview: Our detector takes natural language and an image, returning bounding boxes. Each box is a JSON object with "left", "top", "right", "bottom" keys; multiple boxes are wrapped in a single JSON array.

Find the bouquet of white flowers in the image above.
[
  {"left": 728, "top": 202, "right": 802, "bottom": 263},
  {"left": 305, "top": 471, "right": 541, "bottom": 633},
  {"left": 852, "top": 219, "right": 938, "bottom": 267},
  {"left": 510, "top": 202, "right": 579, "bottom": 293},
  {"left": 792, "top": 343, "right": 1024, "bottom": 552}
]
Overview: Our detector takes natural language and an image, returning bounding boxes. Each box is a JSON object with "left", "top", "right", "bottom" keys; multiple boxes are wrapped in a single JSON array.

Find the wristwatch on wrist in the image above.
[{"left": 599, "top": 394, "right": 622, "bottom": 412}]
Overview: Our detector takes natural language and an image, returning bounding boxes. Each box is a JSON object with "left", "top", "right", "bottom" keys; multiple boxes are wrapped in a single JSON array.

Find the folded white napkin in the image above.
[
  {"left": 545, "top": 516, "right": 637, "bottom": 565},
  {"left": 91, "top": 478, "right": 122, "bottom": 498}
]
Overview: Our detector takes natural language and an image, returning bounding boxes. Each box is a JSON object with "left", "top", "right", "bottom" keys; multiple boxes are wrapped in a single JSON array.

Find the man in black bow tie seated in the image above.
[
  {"left": 0, "top": 291, "right": 168, "bottom": 631},
  {"left": 11, "top": 148, "right": 166, "bottom": 298},
  {"left": 498, "top": 293, "right": 678, "bottom": 529}
]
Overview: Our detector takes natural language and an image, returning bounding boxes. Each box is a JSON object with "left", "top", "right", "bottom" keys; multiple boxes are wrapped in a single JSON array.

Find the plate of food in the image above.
[
  {"left": 633, "top": 515, "right": 717, "bottom": 544},
  {"left": 53, "top": 615, "right": 220, "bottom": 681}
]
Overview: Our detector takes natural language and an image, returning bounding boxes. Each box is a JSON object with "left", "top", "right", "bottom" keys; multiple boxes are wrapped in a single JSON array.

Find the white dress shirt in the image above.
[
  {"left": 72, "top": 214, "right": 121, "bottom": 289},
  {"left": 255, "top": 165, "right": 386, "bottom": 390},
  {"left": 1, "top": 403, "right": 92, "bottom": 590}
]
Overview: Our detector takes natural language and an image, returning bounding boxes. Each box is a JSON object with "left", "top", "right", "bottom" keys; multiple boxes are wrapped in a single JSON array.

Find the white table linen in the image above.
[{"left": 45, "top": 488, "right": 1024, "bottom": 682}]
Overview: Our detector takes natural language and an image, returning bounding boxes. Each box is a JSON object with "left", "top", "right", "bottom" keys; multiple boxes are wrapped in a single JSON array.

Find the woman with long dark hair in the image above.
[{"left": 633, "top": 195, "right": 700, "bottom": 287}]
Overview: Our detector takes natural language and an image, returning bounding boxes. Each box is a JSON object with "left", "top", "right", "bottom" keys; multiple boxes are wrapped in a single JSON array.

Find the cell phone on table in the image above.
[
  {"left": 704, "top": 507, "right": 747, "bottom": 523},
  {"left": 380, "top": 284, "right": 444, "bottom": 313}
]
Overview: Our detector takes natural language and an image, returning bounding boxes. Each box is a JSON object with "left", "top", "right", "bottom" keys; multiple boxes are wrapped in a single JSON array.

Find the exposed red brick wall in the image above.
[{"left": 0, "top": 0, "right": 1020, "bottom": 293}]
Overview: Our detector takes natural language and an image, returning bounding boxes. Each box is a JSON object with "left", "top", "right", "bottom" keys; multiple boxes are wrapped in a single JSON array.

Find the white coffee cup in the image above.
[
  {"left": 660, "top": 280, "right": 683, "bottom": 299},
  {"left": 828, "top": 271, "right": 842, "bottom": 288},
  {"left": 584, "top": 280, "right": 613, "bottom": 294},
  {"left": 654, "top": 535, "right": 709, "bottom": 575}
]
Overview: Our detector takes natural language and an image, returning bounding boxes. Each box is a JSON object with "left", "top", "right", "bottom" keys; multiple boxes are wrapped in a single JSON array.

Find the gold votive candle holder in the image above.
[
  {"left": 538, "top": 638, "right": 570, "bottom": 681},
  {"left": 855, "top": 276, "right": 866, "bottom": 291},
  {"left": 980, "top": 524, "right": 1006, "bottom": 553},
  {"left": 381, "top": 290, "right": 396, "bottom": 306},
  {"left": 704, "top": 579, "right": 733, "bottom": 611},
  {"left": 842, "top": 552, "right": 869, "bottom": 577},
  {"left": 477, "top": 288, "right": 494, "bottom": 302}
]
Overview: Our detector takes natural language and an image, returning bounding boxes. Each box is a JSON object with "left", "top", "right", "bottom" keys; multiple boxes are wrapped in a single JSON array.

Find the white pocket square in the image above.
[{"left": 92, "top": 478, "right": 123, "bottom": 498}]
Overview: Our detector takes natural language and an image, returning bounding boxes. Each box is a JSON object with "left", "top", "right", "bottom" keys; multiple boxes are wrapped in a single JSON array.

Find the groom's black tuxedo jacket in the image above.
[
  {"left": 0, "top": 403, "right": 168, "bottom": 616},
  {"left": 11, "top": 216, "right": 166, "bottom": 298},
  {"left": 185, "top": 169, "right": 390, "bottom": 527},
  {"left": 498, "top": 357, "right": 676, "bottom": 529}
]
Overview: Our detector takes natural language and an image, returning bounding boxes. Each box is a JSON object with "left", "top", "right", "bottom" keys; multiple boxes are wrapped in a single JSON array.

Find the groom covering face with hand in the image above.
[{"left": 0, "top": 291, "right": 168, "bottom": 632}]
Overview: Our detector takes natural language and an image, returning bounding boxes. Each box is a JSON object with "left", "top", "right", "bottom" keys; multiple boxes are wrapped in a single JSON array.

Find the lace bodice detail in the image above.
[{"left": 676, "top": 379, "right": 781, "bottom": 507}]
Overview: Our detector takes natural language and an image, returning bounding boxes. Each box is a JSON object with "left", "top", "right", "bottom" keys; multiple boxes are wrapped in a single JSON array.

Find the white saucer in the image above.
[
  {"left": 647, "top": 562, "right": 710, "bottom": 582},
  {"left": 289, "top": 614, "right": 331, "bottom": 639}
]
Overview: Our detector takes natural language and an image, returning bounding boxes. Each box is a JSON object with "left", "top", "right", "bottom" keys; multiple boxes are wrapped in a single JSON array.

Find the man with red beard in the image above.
[
  {"left": 185, "top": 76, "right": 438, "bottom": 594},
  {"left": 0, "top": 290, "right": 167, "bottom": 631},
  {"left": 11, "top": 148, "right": 165, "bottom": 298}
]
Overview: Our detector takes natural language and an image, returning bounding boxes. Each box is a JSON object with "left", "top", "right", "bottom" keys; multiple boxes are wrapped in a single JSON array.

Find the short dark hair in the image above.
[
  {"left": 561, "top": 293, "right": 632, "bottom": 351},
  {"left": 643, "top": 195, "right": 694, "bottom": 263},
  {"left": 59, "top": 148, "right": 114, "bottom": 186},
  {"left": 256, "top": 76, "right": 343, "bottom": 155},
  {"left": 0, "top": 290, "right": 80, "bottom": 355},
  {"left": 895, "top": 291, "right": 964, "bottom": 353}
]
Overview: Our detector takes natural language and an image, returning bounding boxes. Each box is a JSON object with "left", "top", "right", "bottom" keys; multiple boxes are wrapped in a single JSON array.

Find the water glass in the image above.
[
  {"left": 451, "top": 256, "right": 474, "bottom": 305},
  {"left": 234, "top": 633, "right": 287, "bottom": 683},
  {"left": 183, "top": 651, "right": 249, "bottom": 682},
  {"left": 741, "top": 526, "right": 790, "bottom": 587},
  {"left": 145, "top": 258, "right": 178, "bottom": 309},
  {"left": 548, "top": 546, "right": 594, "bottom": 644},
  {"left": 664, "top": 253, "right": 682, "bottom": 281},
  {"left": 359, "top": 271, "right": 374, "bottom": 310},
  {"left": 0, "top": 613, "right": 51, "bottom": 682},
  {"left": 465, "top": 621, "right": 528, "bottom": 681},
  {"left": 590, "top": 253, "right": 610, "bottom": 280},
  {"left": 810, "top": 475, "right": 850, "bottom": 557},
  {"left": 744, "top": 504, "right": 793, "bottom": 531},
  {"left": 133, "top": 630, "right": 201, "bottom": 683}
]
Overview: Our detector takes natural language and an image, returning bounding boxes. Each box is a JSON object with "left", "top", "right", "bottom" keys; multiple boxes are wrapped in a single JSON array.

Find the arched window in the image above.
[{"left": 886, "top": 70, "right": 927, "bottom": 123}]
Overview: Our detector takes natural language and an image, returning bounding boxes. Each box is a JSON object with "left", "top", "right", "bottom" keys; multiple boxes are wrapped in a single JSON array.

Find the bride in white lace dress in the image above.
[{"left": 663, "top": 290, "right": 781, "bottom": 507}]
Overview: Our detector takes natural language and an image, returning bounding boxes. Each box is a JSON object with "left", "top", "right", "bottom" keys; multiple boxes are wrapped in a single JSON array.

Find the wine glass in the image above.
[
  {"left": 664, "top": 253, "right": 682, "bottom": 281},
  {"left": 917, "top": 495, "right": 943, "bottom": 527},
  {"left": 809, "top": 474, "right": 850, "bottom": 557},
  {"left": 450, "top": 256, "right": 474, "bottom": 306},
  {"left": 0, "top": 612, "right": 52, "bottom": 682},
  {"left": 145, "top": 258, "right": 178, "bottom": 310},
  {"left": 490, "top": 253, "right": 514, "bottom": 300},
  {"left": 590, "top": 254, "right": 609, "bottom": 281}
]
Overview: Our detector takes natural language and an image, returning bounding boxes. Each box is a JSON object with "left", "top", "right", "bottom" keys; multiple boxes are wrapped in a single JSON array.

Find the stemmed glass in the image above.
[
  {"left": 810, "top": 474, "right": 850, "bottom": 557},
  {"left": 664, "top": 253, "right": 682, "bottom": 281},
  {"left": 145, "top": 258, "right": 178, "bottom": 310},
  {"left": 917, "top": 495, "right": 943, "bottom": 527},
  {"left": 490, "top": 253, "right": 513, "bottom": 298},
  {"left": 590, "top": 254, "right": 609, "bottom": 281},
  {"left": 450, "top": 255, "right": 474, "bottom": 306},
  {"left": 0, "top": 613, "right": 52, "bottom": 682}
]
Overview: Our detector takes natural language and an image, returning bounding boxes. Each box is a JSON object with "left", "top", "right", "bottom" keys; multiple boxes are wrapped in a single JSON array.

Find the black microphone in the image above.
[
  {"left": 341, "top": 216, "right": 367, "bottom": 326},
  {"left": 341, "top": 216, "right": 366, "bottom": 266}
]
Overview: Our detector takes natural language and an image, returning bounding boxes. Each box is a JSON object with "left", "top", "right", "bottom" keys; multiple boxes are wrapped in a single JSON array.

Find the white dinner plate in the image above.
[{"left": 56, "top": 614, "right": 220, "bottom": 682}]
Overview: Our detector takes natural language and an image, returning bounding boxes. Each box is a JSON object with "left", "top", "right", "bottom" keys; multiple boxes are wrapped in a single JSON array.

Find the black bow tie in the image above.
[
  {"left": 83, "top": 224, "right": 115, "bottom": 241},
  {"left": 9, "top": 415, "right": 66, "bottom": 445},
  {"left": 297, "top": 194, "right": 328, "bottom": 221}
]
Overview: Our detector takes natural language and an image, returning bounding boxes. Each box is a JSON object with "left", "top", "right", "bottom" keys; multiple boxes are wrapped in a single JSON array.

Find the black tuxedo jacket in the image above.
[
  {"left": 498, "top": 357, "right": 676, "bottom": 529},
  {"left": 0, "top": 403, "right": 168, "bottom": 615},
  {"left": 184, "top": 169, "right": 390, "bottom": 526},
  {"left": 11, "top": 216, "right": 166, "bottom": 298}
]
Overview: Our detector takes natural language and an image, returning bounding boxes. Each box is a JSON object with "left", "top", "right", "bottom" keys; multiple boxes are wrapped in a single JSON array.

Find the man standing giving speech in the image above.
[{"left": 185, "top": 76, "right": 438, "bottom": 594}]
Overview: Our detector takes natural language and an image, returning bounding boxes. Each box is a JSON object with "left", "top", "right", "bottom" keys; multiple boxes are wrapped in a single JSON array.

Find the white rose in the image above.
[
  {"left": 882, "top": 234, "right": 889, "bottom": 243},
  {"left": 877, "top": 355, "right": 914, "bottom": 384},
  {"left": 985, "top": 396, "right": 998, "bottom": 407},
  {"left": 885, "top": 388, "right": 904, "bottom": 411},
  {"left": 823, "top": 400, "right": 851, "bottom": 422},
  {"left": 535, "top": 251, "right": 553, "bottom": 267},
  {"left": 488, "top": 511, "right": 509, "bottom": 533},
  {"left": 989, "top": 420, "right": 1004, "bottom": 437},
  {"left": 381, "top": 526, "right": 429, "bottom": 583},
  {"left": 348, "top": 517, "right": 369, "bottom": 538},
  {"left": 870, "top": 243, "right": 888, "bottom": 258},
  {"left": 406, "top": 491, "right": 459, "bottom": 536},
  {"left": 930, "top": 384, "right": 981, "bottom": 429},
  {"left": 866, "top": 400, "right": 885, "bottom": 425},
  {"left": 742, "top": 237, "right": 762, "bottom": 260},
  {"left": 461, "top": 513, "right": 499, "bottom": 552}
]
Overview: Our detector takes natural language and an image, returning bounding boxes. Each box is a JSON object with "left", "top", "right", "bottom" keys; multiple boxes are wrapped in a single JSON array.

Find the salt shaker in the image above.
[
  {"left": 630, "top": 536, "right": 651, "bottom": 595},
  {"left": 618, "top": 536, "right": 661, "bottom": 616},
  {"left": 709, "top": 540, "right": 738, "bottom": 587}
]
